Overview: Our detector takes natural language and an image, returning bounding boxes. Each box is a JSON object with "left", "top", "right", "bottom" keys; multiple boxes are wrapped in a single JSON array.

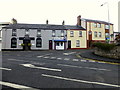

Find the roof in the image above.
[
  {"left": 82, "top": 18, "right": 113, "bottom": 25},
  {"left": 2, "top": 23, "right": 86, "bottom": 30}
]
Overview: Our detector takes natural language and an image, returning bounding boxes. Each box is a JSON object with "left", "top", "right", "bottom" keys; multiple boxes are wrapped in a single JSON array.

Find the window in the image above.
[
  {"left": 25, "top": 29, "right": 29, "bottom": 35},
  {"left": 52, "top": 30, "right": 55, "bottom": 37},
  {"left": 11, "top": 38, "right": 17, "bottom": 48},
  {"left": 94, "top": 23, "right": 97, "bottom": 28},
  {"left": 79, "top": 31, "right": 82, "bottom": 37},
  {"left": 37, "top": 30, "right": 41, "bottom": 37},
  {"left": 12, "top": 29, "right": 17, "bottom": 36},
  {"left": 0, "top": 30, "right": 1, "bottom": 37},
  {"left": 94, "top": 32, "right": 97, "bottom": 37},
  {"left": 70, "top": 31, "right": 74, "bottom": 37},
  {"left": 76, "top": 40, "right": 80, "bottom": 47},
  {"left": 36, "top": 38, "right": 42, "bottom": 48},
  {"left": 61, "top": 30, "right": 64, "bottom": 37},
  {"left": 105, "top": 25, "right": 109, "bottom": 29},
  {"left": 98, "top": 32, "right": 102, "bottom": 37},
  {"left": 97, "top": 23, "right": 101, "bottom": 28}
]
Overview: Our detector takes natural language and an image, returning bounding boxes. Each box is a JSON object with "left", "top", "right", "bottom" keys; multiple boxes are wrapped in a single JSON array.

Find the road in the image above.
[{"left": 0, "top": 50, "right": 119, "bottom": 89}]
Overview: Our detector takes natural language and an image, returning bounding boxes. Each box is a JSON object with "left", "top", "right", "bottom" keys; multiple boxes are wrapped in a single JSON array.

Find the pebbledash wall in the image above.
[{"left": 2, "top": 23, "right": 87, "bottom": 50}]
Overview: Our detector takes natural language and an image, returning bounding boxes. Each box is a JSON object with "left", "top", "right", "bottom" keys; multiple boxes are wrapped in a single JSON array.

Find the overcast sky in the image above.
[{"left": 0, "top": 0, "right": 119, "bottom": 31}]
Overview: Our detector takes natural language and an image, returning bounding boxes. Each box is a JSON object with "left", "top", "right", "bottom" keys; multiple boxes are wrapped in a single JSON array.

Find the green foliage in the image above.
[
  {"left": 21, "top": 43, "right": 24, "bottom": 46},
  {"left": 93, "top": 42, "right": 116, "bottom": 52}
]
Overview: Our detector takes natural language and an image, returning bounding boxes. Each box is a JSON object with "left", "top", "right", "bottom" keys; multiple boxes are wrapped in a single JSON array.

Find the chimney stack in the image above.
[
  {"left": 46, "top": 20, "right": 48, "bottom": 24},
  {"left": 62, "top": 20, "right": 65, "bottom": 25},
  {"left": 77, "top": 15, "right": 81, "bottom": 26}
]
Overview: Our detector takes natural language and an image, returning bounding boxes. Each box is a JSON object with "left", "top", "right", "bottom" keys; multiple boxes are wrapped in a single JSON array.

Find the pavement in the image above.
[{"left": 78, "top": 49, "right": 120, "bottom": 64}]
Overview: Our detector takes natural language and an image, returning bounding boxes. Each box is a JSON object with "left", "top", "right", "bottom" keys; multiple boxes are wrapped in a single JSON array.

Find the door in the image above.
[
  {"left": 23, "top": 39, "right": 31, "bottom": 50},
  {"left": 68, "top": 41, "right": 71, "bottom": 49},
  {"left": 56, "top": 42, "right": 64, "bottom": 50},
  {"left": 49, "top": 40, "right": 52, "bottom": 50}
]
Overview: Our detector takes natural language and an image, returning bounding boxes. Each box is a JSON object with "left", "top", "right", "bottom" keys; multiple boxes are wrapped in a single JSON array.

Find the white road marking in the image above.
[
  {"left": 88, "top": 60, "right": 96, "bottom": 63},
  {"left": 21, "top": 64, "right": 61, "bottom": 72},
  {"left": 42, "top": 74, "right": 120, "bottom": 88},
  {"left": 50, "top": 57, "right": 56, "bottom": 59},
  {"left": 72, "top": 59, "right": 79, "bottom": 61},
  {"left": 8, "top": 59, "right": 16, "bottom": 60},
  {"left": 98, "top": 62, "right": 105, "bottom": 64},
  {"left": 57, "top": 64, "right": 111, "bottom": 71},
  {"left": 64, "top": 58, "right": 70, "bottom": 61},
  {"left": 80, "top": 60, "right": 87, "bottom": 62},
  {"left": 0, "top": 81, "right": 38, "bottom": 90},
  {"left": 63, "top": 52, "right": 76, "bottom": 55},
  {"left": 0, "top": 67, "right": 12, "bottom": 71},
  {"left": 37, "top": 56, "right": 43, "bottom": 58},
  {"left": 57, "top": 58, "right": 62, "bottom": 60},
  {"left": 43, "top": 57, "right": 49, "bottom": 59}
]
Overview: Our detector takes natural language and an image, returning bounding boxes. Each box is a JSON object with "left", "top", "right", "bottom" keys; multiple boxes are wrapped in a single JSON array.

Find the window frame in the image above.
[
  {"left": 36, "top": 38, "right": 42, "bottom": 48},
  {"left": 11, "top": 38, "right": 17, "bottom": 48},
  {"left": 98, "top": 32, "right": 102, "bottom": 37},
  {"left": 94, "top": 31, "right": 97, "bottom": 37},
  {"left": 12, "top": 29, "right": 17, "bottom": 36},
  {"left": 70, "top": 31, "right": 74, "bottom": 37},
  {"left": 76, "top": 40, "right": 80, "bottom": 47},
  {"left": 52, "top": 30, "right": 56, "bottom": 37},
  {"left": 79, "top": 31, "right": 82, "bottom": 37}
]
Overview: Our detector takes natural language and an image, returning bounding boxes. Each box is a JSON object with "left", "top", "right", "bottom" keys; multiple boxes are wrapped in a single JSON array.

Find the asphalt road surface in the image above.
[{"left": 1, "top": 50, "right": 119, "bottom": 89}]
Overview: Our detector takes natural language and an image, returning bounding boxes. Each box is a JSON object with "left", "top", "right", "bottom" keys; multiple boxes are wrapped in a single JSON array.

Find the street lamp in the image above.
[{"left": 101, "top": 2, "right": 110, "bottom": 43}]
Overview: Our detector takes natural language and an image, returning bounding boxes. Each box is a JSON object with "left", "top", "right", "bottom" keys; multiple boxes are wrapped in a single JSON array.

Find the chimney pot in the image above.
[
  {"left": 77, "top": 15, "right": 81, "bottom": 26},
  {"left": 46, "top": 20, "right": 48, "bottom": 24},
  {"left": 62, "top": 20, "right": 65, "bottom": 25}
]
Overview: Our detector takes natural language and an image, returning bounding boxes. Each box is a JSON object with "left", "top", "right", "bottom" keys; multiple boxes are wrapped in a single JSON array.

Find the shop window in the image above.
[
  {"left": 11, "top": 38, "right": 17, "bottom": 48},
  {"left": 36, "top": 38, "right": 42, "bottom": 47}
]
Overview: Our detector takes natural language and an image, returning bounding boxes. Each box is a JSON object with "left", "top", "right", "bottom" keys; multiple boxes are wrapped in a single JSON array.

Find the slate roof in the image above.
[
  {"left": 82, "top": 18, "right": 113, "bottom": 25},
  {"left": 3, "top": 23, "right": 86, "bottom": 30}
]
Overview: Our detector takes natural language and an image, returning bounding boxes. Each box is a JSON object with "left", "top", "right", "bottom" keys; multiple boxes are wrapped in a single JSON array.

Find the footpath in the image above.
[{"left": 79, "top": 49, "right": 120, "bottom": 64}]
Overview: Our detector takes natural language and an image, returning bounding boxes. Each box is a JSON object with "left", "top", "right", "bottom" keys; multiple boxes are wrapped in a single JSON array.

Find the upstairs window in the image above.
[
  {"left": 11, "top": 38, "right": 17, "bottom": 48},
  {"left": 97, "top": 23, "right": 101, "bottom": 28},
  {"left": 25, "top": 29, "right": 29, "bottom": 35},
  {"left": 70, "top": 31, "right": 74, "bottom": 37},
  {"left": 94, "top": 32, "right": 97, "bottom": 37},
  {"left": 94, "top": 23, "right": 97, "bottom": 28},
  {"left": 79, "top": 31, "right": 82, "bottom": 37},
  {"left": 76, "top": 40, "right": 80, "bottom": 47},
  {"left": 105, "top": 25, "right": 109, "bottom": 29},
  {"left": 52, "top": 30, "right": 55, "bottom": 37},
  {"left": 12, "top": 29, "right": 17, "bottom": 36},
  {"left": 37, "top": 30, "right": 41, "bottom": 37},
  {"left": 61, "top": 30, "right": 64, "bottom": 37}
]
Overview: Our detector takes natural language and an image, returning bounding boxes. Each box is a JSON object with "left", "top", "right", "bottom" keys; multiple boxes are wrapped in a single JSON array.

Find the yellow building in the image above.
[
  {"left": 67, "top": 28, "right": 87, "bottom": 49},
  {"left": 77, "top": 15, "right": 114, "bottom": 48}
]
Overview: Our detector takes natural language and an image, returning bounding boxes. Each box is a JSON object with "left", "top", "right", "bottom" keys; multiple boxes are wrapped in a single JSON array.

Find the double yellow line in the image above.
[{"left": 76, "top": 54, "right": 120, "bottom": 65}]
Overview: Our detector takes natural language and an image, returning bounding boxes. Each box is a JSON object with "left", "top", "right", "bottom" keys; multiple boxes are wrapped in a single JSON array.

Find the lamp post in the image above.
[{"left": 101, "top": 2, "right": 110, "bottom": 43}]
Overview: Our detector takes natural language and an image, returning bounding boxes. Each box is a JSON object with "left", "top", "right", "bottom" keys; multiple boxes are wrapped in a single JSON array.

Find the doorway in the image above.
[
  {"left": 68, "top": 40, "right": 71, "bottom": 49},
  {"left": 23, "top": 35, "right": 31, "bottom": 51},
  {"left": 49, "top": 40, "right": 52, "bottom": 50}
]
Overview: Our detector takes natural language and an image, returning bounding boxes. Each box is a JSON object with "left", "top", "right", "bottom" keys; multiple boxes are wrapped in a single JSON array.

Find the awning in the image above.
[{"left": 54, "top": 40, "right": 67, "bottom": 42}]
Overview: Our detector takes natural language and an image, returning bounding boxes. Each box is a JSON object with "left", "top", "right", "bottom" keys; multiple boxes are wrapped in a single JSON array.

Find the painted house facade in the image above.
[
  {"left": 2, "top": 22, "right": 87, "bottom": 50},
  {"left": 0, "top": 22, "right": 10, "bottom": 51},
  {"left": 77, "top": 15, "right": 114, "bottom": 48}
]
